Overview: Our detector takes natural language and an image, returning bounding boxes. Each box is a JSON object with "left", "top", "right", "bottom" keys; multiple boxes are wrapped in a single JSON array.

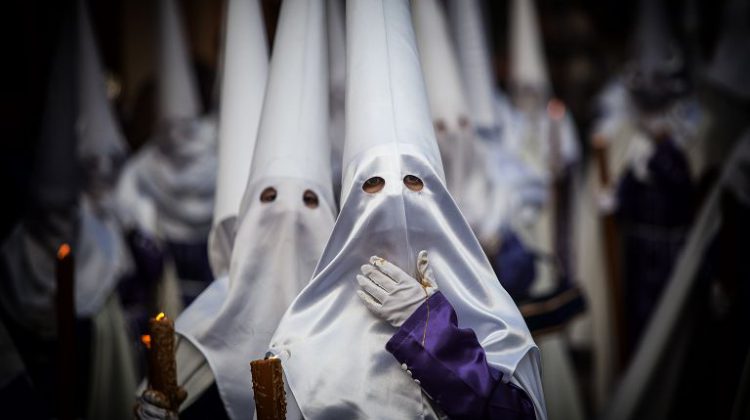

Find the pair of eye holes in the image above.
[
  {"left": 259, "top": 188, "right": 319, "bottom": 208},
  {"left": 362, "top": 175, "right": 424, "bottom": 193}
]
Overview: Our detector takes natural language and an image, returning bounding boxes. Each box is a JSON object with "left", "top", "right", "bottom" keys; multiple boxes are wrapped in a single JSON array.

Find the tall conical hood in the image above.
[
  {"left": 248, "top": 0, "right": 332, "bottom": 204},
  {"left": 412, "top": 0, "right": 470, "bottom": 129},
  {"left": 448, "top": 0, "right": 498, "bottom": 131},
  {"left": 77, "top": 0, "right": 127, "bottom": 169},
  {"left": 343, "top": 0, "right": 443, "bottom": 197},
  {"left": 31, "top": 8, "right": 79, "bottom": 212},
  {"left": 156, "top": 0, "right": 202, "bottom": 122},
  {"left": 213, "top": 0, "right": 268, "bottom": 226},
  {"left": 707, "top": 0, "right": 750, "bottom": 99},
  {"left": 509, "top": 0, "right": 550, "bottom": 93},
  {"left": 175, "top": 2, "right": 336, "bottom": 418}
]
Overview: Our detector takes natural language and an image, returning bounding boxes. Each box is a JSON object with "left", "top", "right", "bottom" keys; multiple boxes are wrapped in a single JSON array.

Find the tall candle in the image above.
[
  {"left": 56, "top": 243, "right": 75, "bottom": 420},
  {"left": 251, "top": 356, "right": 286, "bottom": 420},
  {"left": 145, "top": 312, "right": 186, "bottom": 411}
]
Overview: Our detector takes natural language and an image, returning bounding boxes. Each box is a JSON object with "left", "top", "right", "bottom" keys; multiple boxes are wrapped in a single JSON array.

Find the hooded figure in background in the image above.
[
  {"left": 135, "top": 0, "right": 335, "bottom": 418},
  {"left": 0, "top": 2, "right": 137, "bottom": 418},
  {"left": 574, "top": 0, "right": 708, "bottom": 408},
  {"left": 504, "top": 0, "right": 588, "bottom": 419},
  {"left": 507, "top": 0, "right": 580, "bottom": 287},
  {"left": 116, "top": 0, "right": 218, "bottom": 312},
  {"left": 604, "top": 128, "right": 750, "bottom": 419},
  {"left": 447, "top": 0, "right": 543, "bottom": 300},
  {"left": 208, "top": 0, "right": 269, "bottom": 279},
  {"left": 268, "top": 1, "right": 544, "bottom": 418},
  {"left": 411, "top": 0, "right": 505, "bottom": 253},
  {"left": 591, "top": 0, "right": 698, "bottom": 360}
]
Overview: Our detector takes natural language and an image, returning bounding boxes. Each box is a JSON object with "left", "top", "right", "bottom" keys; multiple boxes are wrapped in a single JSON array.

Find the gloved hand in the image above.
[
  {"left": 356, "top": 251, "right": 439, "bottom": 328},
  {"left": 134, "top": 389, "right": 178, "bottom": 420}
]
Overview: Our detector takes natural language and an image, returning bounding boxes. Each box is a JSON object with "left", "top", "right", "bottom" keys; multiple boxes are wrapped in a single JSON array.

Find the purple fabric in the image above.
[
  {"left": 616, "top": 138, "right": 694, "bottom": 351},
  {"left": 492, "top": 229, "right": 536, "bottom": 302},
  {"left": 386, "top": 292, "right": 536, "bottom": 420}
]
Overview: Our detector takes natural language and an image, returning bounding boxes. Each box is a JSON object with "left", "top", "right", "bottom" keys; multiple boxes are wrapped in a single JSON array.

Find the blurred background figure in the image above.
[
  {"left": 115, "top": 0, "right": 218, "bottom": 322},
  {"left": 1, "top": 2, "right": 137, "bottom": 418}
]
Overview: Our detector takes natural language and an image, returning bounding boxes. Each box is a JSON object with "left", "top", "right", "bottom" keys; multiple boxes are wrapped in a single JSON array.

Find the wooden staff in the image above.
[
  {"left": 56, "top": 243, "right": 75, "bottom": 420},
  {"left": 251, "top": 356, "right": 286, "bottom": 420},
  {"left": 592, "top": 134, "right": 627, "bottom": 371},
  {"left": 547, "top": 99, "right": 571, "bottom": 277},
  {"left": 143, "top": 312, "right": 186, "bottom": 412}
]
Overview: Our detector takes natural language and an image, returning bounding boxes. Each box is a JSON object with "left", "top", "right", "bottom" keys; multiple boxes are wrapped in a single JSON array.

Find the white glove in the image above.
[
  {"left": 135, "top": 389, "right": 178, "bottom": 420},
  {"left": 356, "top": 251, "right": 439, "bottom": 328}
]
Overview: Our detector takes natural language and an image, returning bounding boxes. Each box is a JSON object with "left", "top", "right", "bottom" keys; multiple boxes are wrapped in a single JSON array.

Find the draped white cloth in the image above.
[{"left": 116, "top": 117, "right": 218, "bottom": 242}]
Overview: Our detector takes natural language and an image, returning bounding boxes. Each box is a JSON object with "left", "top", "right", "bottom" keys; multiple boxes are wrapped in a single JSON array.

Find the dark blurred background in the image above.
[{"left": 0, "top": 0, "right": 730, "bottom": 239}]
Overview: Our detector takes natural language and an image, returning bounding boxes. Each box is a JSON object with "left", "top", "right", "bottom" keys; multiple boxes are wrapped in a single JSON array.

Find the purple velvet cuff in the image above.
[{"left": 386, "top": 292, "right": 536, "bottom": 420}]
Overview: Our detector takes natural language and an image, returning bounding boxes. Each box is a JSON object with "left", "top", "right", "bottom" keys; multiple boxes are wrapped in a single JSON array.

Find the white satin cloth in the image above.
[
  {"left": 269, "top": 148, "right": 542, "bottom": 419},
  {"left": 116, "top": 117, "right": 217, "bottom": 242},
  {"left": 176, "top": 178, "right": 336, "bottom": 420}
]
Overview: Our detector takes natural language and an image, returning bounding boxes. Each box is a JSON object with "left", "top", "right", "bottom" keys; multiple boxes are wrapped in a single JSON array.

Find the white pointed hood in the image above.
[
  {"left": 412, "top": 0, "right": 469, "bottom": 131},
  {"left": 268, "top": 1, "right": 543, "bottom": 418},
  {"left": 247, "top": 0, "right": 333, "bottom": 206},
  {"left": 209, "top": 0, "right": 269, "bottom": 276},
  {"left": 509, "top": 0, "right": 550, "bottom": 94},
  {"left": 157, "top": 0, "right": 202, "bottom": 122},
  {"left": 448, "top": 0, "right": 499, "bottom": 133},
  {"left": 175, "top": 1, "right": 335, "bottom": 418},
  {"left": 77, "top": 0, "right": 127, "bottom": 178},
  {"left": 340, "top": 0, "right": 444, "bottom": 200},
  {"left": 120, "top": 0, "right": 216, "bottom": 242}
]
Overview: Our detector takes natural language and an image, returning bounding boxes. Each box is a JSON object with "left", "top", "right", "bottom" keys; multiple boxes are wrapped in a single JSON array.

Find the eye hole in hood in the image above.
[
  {"left": 303, "top": 190, "right": 319, "bottom": 208},
  {"left": 260, "top": 187, "right": 277, "bottom": 203},
  {"left": 362, "top": 176, "right": 385, "bottom": 193},
  {"left": 403, "top": 175, "right": 424, "bottom": 191}
]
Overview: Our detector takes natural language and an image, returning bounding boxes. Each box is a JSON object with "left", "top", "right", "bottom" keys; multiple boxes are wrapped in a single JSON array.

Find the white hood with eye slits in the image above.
[
  {"left": 268, "top": 1, "right": 545, "bottom": 419},
  {"left": 174, "top": 1, "right": 335, "bottom": 419},
  {"left": 209, "top": 0, "right": 269, "bottom": 277}
]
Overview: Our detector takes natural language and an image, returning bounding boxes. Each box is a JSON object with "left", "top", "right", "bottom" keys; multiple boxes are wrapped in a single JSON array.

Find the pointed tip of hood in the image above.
[
  {"left": 343, "top": 0, "right": 444, "bottom": 187},
  {"left": 156, "top": 0, "right": 202, "bottom": 122},
  {"left": 248, "top": 0, "right": 333, "bottom": 204}
]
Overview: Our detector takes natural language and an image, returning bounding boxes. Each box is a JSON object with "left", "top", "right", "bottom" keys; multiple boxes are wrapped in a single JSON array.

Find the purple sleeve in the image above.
[{"left": 386, "top": 292, "right": 536, "bottom": 420}]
